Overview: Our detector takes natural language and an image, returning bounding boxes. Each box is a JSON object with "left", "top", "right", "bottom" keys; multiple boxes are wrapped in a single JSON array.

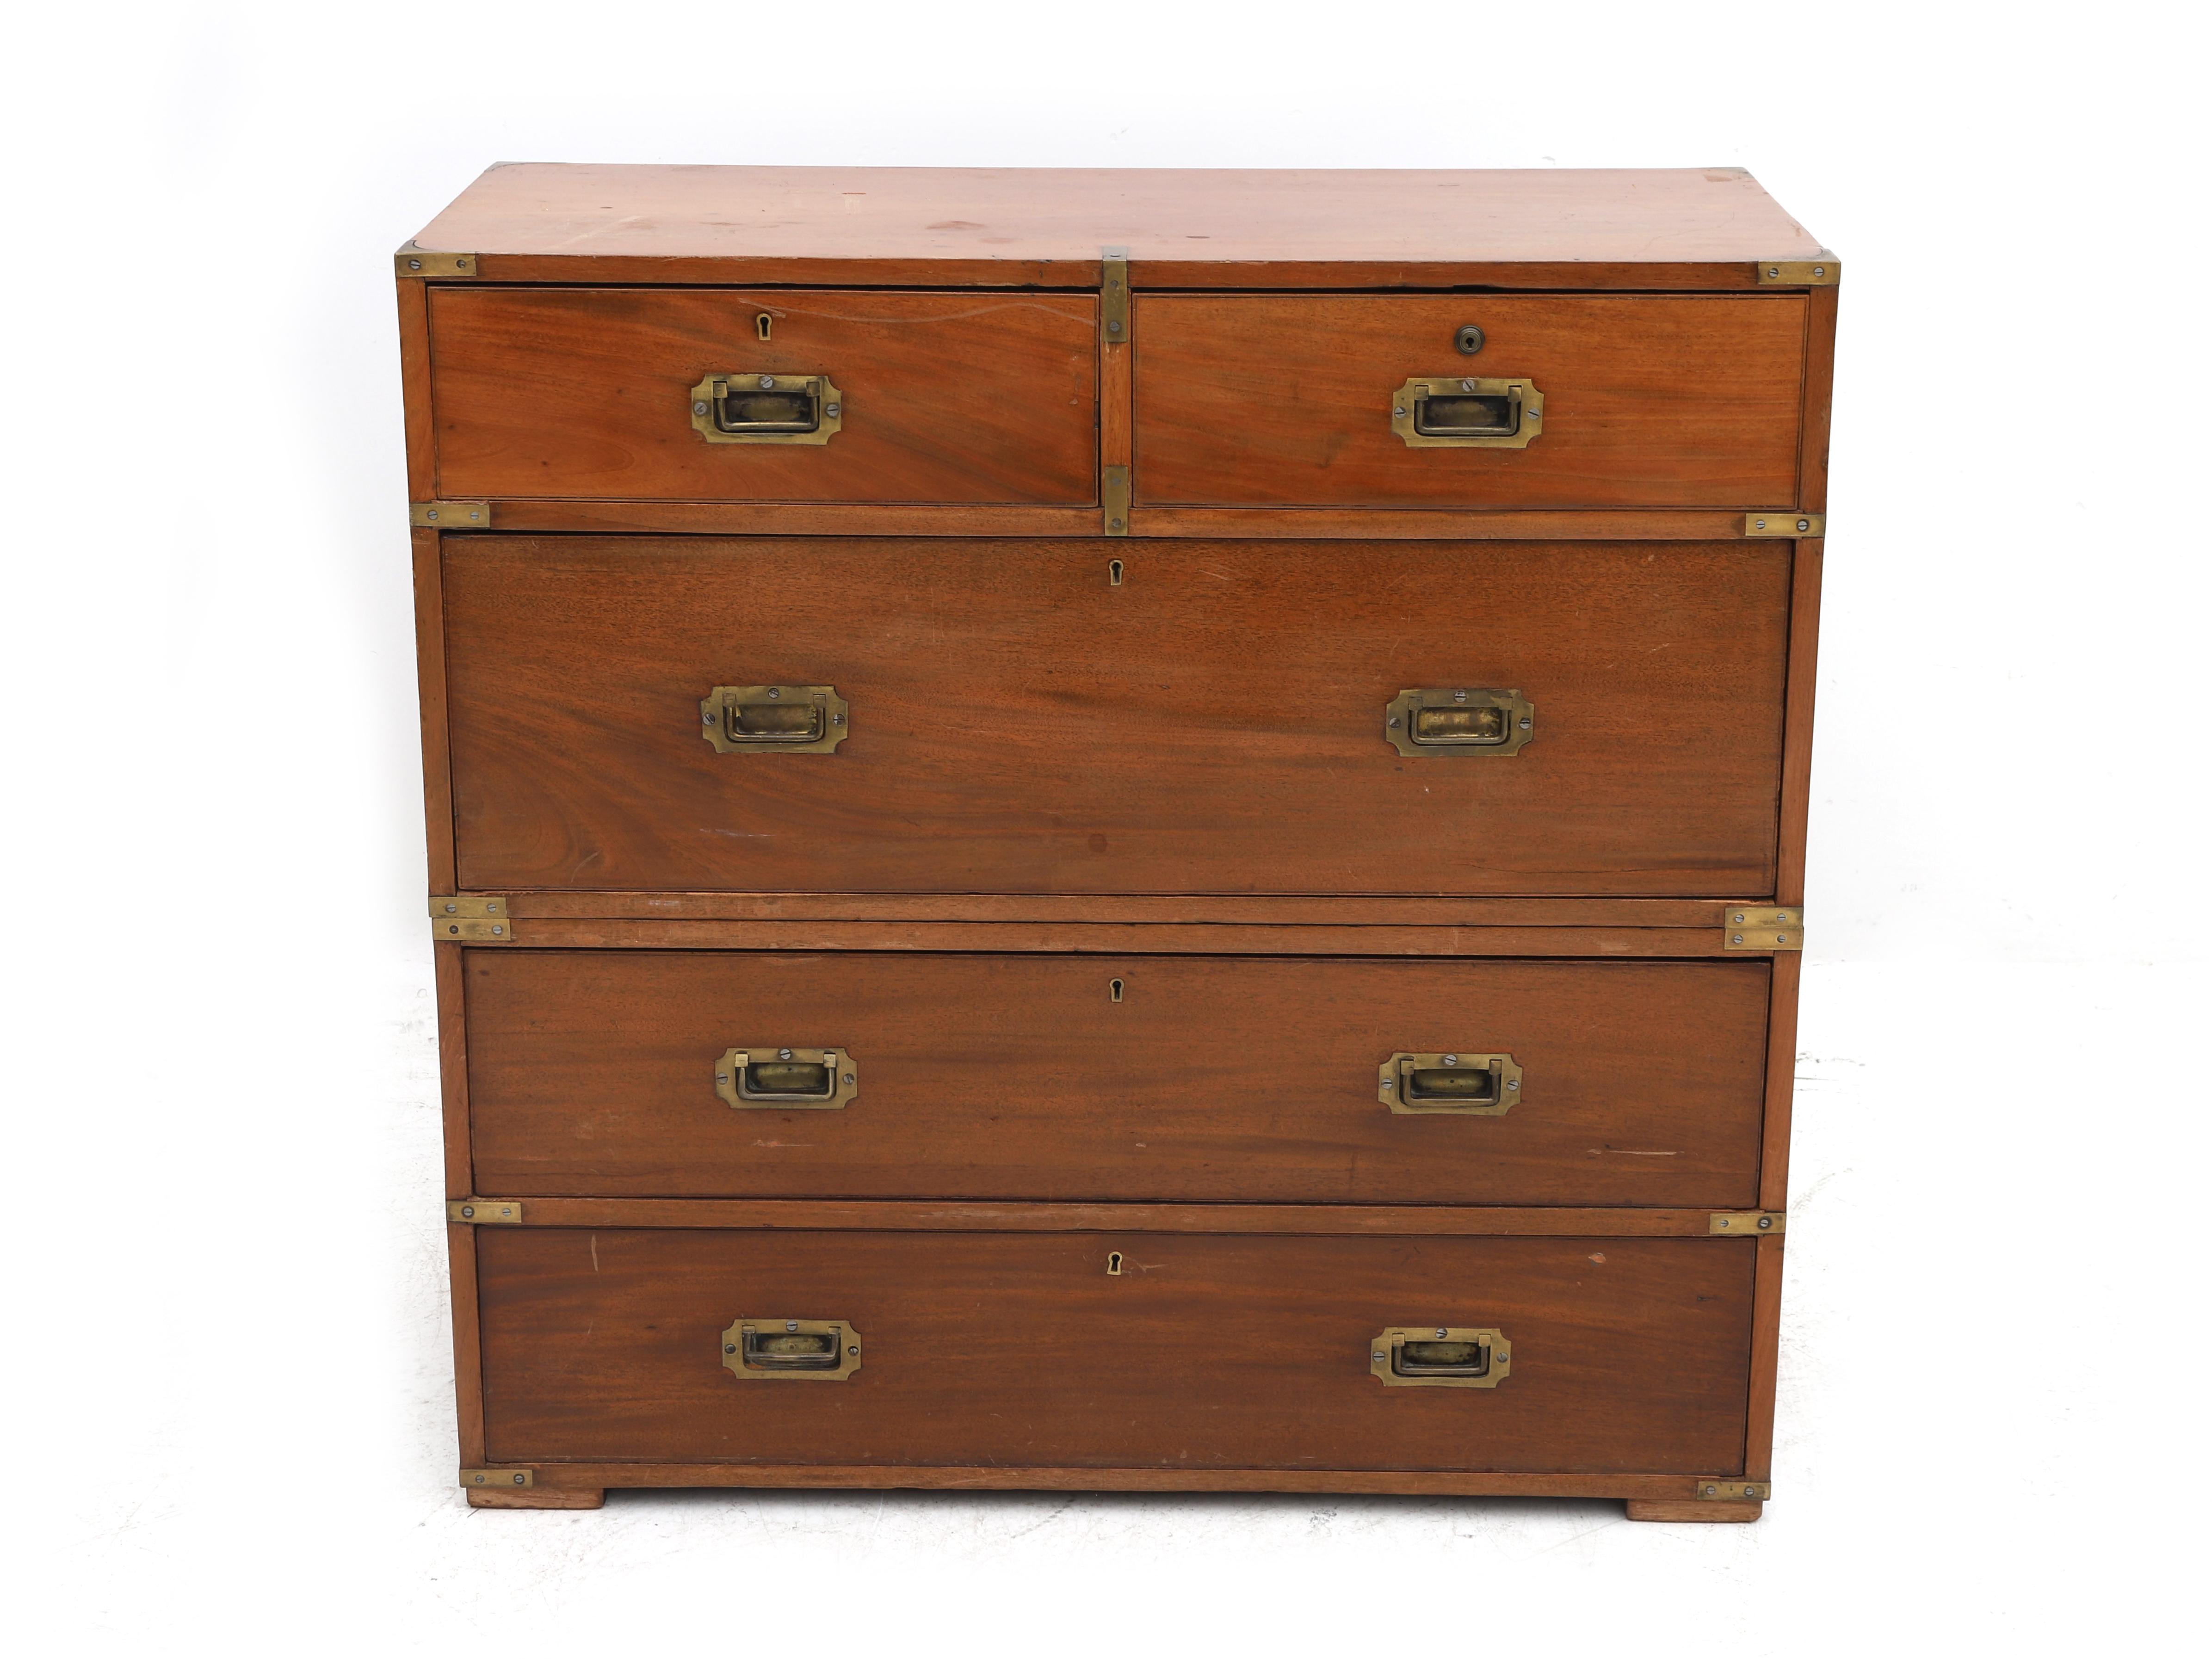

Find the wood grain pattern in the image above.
[
  {"left": 467, "top": 1486, "right": 604, "bottom": 1510},
  {"left": 502, "top": 894, "right": 1737, "bottom": 926},
  {"left": 411, "top": 528, "right": 455, "bottom": 892},
  {"left": 428, "top": 289, "right": 1097, "bottom": 504},
  {"left": 451, "top": 1199, "right": 1743, "bottom": 1236},
  {"left": 1777, "top": 543, "right": 1824, "bottom": 906},
  {"left": 442, "top": 537, "right": 1790, "bottom": 896},
  {"left": 1745, "top": 1235, "right": 1785, "bottom": 1482},
  {"left": 465, "top": 952, "right": 1769, "bottom": 1204},
  {"left": 473, "top": 921, "right": 1739, "bottom": 957},
  {"left": 1133, "top": 296, "right": 1806, "bottom": 509},
  {"left": 509, "top": 1465, "right": 1740, "bottom": 1499},
  {"left": 409, "top": 165, "right": 1826, "bottom": 287},
  {"left": 477, "top": 1229, "right": 1755, "bottom": 1473},
  {"left": 447, "top": 1221, "right": 486, "bottom": 1468},
  {"left": 397, "top": 278, "right": 434, "bottom": 500},
  {"left": 1798, "top": 286, "right": 1840, "bottom": 511},
  {"left": 1625, "top": 1499, "right": 1761, "bottom": 1523}
]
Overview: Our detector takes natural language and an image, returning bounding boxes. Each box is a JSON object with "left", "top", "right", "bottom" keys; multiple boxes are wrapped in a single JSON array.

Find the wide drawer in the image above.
[
  {"left": 426, "top": 288, "right": 1099, "bottom": 504},
  {"left": 443, "top": 537, "right": 1789, "bottom": 895},
  {"left": 478, "top": 1229, "right": 1755, "bottom": 1473},
  {"left": 467, "top": 952, "right": 1770, "bottom": 1205},
  {"left": 1133, "top": 294, "right": 1807, "bottom": 508}
]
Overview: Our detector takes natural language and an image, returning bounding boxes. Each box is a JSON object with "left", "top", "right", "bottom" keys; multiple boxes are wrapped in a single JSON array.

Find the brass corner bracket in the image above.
[
  {"left": 1723, "top": 906, "right": 1802, "bottom": 951},
  {"left": 1755, "top": 254, "right": 1838, "bottom": 286},
  {"left": 1103, "top": 465, "right": 1131, "bottom": 537},
  {"left": 447, "top": 1199, "right": 524, "bottom": 1225},
  {"left": 411, "top": 500, "right": 493, "bottom": 530},
  {"left": 1101, "top": 247, "right": 1130, "bottom": 343},
  {"left": 1745, "top": 511, "right": 1824, "bottom": 538},
  {"left": 397, "top": 248, "right": 480, "bottom": 279},
  {"left": 1709, "top": 1211, "right": 1784, "bottom": 1236},
  {"left": 461, "top": 1468, "right": 535, "bottom": 1489},
  {"left": 1696, "top": 1479, "right": 1772, "bottom": 1500},
  {"left": 432, "top": 896, "right": 517, "bottom": 942}
]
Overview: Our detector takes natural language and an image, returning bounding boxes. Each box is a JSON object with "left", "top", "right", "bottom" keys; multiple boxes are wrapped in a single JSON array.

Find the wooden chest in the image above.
[{"left": 399, "top": 165, "right": 1835, "bottom": 1522}]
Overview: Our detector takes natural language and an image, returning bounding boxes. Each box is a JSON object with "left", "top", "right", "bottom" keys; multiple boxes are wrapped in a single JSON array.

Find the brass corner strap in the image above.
[
  {"left": 431, "top": 897, "right": 517, "bottom": 942},
  {"left": 1101, "top": 247, "right": 1130, "bottom": 343},
  {"left": 397, "top": 247, "right": 480, "bottom": 278},
  {"left": 1744, "top": 511, "right": 1823, "bottom": 537},
  {"left": 448, "top": 1199, "right": 524, "bottom": 1225},
  {"left": 1697, "top": 1479, "right": 1772, "bottom": 1501},
  {"left": 461, "top": 1468, "right": 534, "bottom": 1488},
  {"left": 1709, "top": 1211, "right": 1784, "bottom": 1235},
  {"left": 1723, "top": 905, "right": 1802, "bottom": 951},
  {"left": 1103, "top": 465, "right": 1131, "bottom": 537},
  {"left": 411, "top": 500, "right": 493, "bottom": 530},
  {"left": 1754, "top": 253, "right": 1838, "bottom": 286}
]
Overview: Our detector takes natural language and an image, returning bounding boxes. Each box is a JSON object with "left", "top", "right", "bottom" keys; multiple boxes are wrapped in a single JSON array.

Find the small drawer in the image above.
[
  {"left": 442, "top": 536, "right": 1790, "bottom": 897},
  {"left": 466, "top": 952, "right": 1771, "bottom": 1205},
  {"left": 477, "top": 1228, "right": 1757, "bottom": 1474},
  {"left": 426, "top": 288, "right": 1099, "bottom": 504},
  {"left": 1132, "top": 294, "right": 1807, "bottom": 508}
]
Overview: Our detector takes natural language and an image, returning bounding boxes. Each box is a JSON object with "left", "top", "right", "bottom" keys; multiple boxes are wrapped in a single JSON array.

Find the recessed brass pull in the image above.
[
  {"left": 1379, "top": 1052, "right": 1523, "bottom": 1115},
  {"left": 1384, "top": 688, "right": 1534, "bottom": 757},
  {"left": 722, "top": 1318, "right": 862, "bottom": 1381},
  {"left": 1371, "top": 1326, "right": 1512, "bottom": 1388},
  {"left": 1391, "top": 376, "right": 1544, "bottom": 448},
  {"left": 689, "top": 373, "right": 843, "bottom": 445},
  {"left": 716, "top": 1047, "right": 858, "bottom": 1110},
  {"left": 701, "top": 685, "right": 849, "bottom": 754}
]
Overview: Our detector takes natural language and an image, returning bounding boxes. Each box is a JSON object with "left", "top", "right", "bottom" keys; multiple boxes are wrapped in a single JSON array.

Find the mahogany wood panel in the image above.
[
  {"left": 1626, "top": 1499, "right": 1761, "bottom": 1523},
  {"left": 452, "top": 502, "right": 1765, "bottom": 540},
  {"left": 508, "top": 1465, "right": 1738, "bottom": 1499},
  {"left": 1799, "top": 287, "right": 1840, "bottom": 511},
  {"left": 505, "top": 894, "right": 1734, "bottom": 926},
  {"left": 410, "top": 528, "right": 455, "bottom": 892},
  {"left": 1746, "top": 1235, "right": 1786, "bottom": 1482},
  {"left": 469, "top": 1486, "right": 605, "bottom": 1509},
  {"left": 483, "top": 921, "right": 1736, "bottom": 957},
  {"left": 410, "top": 165, "right": 1826, "bottom": 287},
  {"left": 465, "top": 1200, "right": 1738, "bottom": 1236},
  {"left": 427, "top": 289, "right": 1097, "bottom": 504},
  {"left": 465, "top": 952, "right": 1770, "bottom": 1204},
  {"left": 1134, "top": 295, "right": 1806, "bottom": 509},
  {"left": 477, "top": 1229, "right": 1755, "bottom": 1473},
  {"left": 443, "top": 537, "right": 1789, "bottom": 896}
]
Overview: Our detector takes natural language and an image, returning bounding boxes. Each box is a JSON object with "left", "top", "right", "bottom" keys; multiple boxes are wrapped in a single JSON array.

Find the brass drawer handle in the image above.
[
  {"left": 689, "top": 372, "right": 843, "bottom": 444},
  {"left": 716, "top": 1047, "right": 858, "bottom": 1110},
  {"left": 1384, "top": 688, "right": 1534, "bottom": 757},
  {"left": 722, "top": 1318, "right": 862, "bottom": 1381},
  {"left": 1378, "top": 1052, "right": 1523, "bottom": 1115},
  {"left": 701, "top": 685, "right": 849, "bottom": 753},
  {"left": 1371, "top": 1326, "right": 1512, "bottom": 1388},
  {"left": 1390, "top": 376, "right": 1543, "bottom": 448}
]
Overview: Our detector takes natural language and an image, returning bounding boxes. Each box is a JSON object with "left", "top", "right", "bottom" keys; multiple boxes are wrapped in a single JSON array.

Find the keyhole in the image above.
[
  {"left": 1109, "top": 977, "right": 1125, "bottom": 1003},
  {"left": 1108, "top": 558, "right": 1124, "bottom": 587},
  {"left": 756, "top": 313, "right": 773, "bottom": 341},
  {"left": 1106, "top": 1252, "right": 1124, "bottom": 1276}
]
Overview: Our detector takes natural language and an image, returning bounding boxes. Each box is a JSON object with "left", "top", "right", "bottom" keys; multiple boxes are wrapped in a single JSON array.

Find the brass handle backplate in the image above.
[
  {"left": 1390, "top": 376, "right": 1543, "bottom": 448},
  {"left": 1384, "top": 688, "right": 1534, "bottom": 757},
  {"left": 690, "top": 373, "right": 842, "bottom": 444},
  {"left": 1378, "top": 1052, "right": 1523, "bottom": 1115},
  {"left": 722, "top": 1318, "right": 862, "bottom": 1381},
  {"left": 716, "top": 1047, "right": 858, "bottom": 1110},
  {"left": 701, "top": 685, "right": 849, "bottom": 754},
  {"left": 1371, "top": 1326, "right": 1512, "bottom": 1388}
]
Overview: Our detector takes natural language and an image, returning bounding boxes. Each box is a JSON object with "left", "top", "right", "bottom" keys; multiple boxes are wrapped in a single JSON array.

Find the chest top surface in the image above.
[{"left": 405, "top": 164, "right": 1829, "bottom": 287}]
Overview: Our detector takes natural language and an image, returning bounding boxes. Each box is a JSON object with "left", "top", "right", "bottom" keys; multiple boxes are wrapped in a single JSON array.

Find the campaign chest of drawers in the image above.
[{"left": 398, "top": 165, "right": 1835, "bottom": 1521}]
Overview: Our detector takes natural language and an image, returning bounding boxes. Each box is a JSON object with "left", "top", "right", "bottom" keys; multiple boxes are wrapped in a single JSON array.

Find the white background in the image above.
[{"left": 4, "top": 1, "right": 2205, "bottom": 1650}]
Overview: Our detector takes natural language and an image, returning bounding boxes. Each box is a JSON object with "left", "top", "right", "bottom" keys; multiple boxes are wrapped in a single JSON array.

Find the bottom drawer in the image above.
[{"left": 478, "top": 1228, "right": 1756, "bottom": 1475}]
